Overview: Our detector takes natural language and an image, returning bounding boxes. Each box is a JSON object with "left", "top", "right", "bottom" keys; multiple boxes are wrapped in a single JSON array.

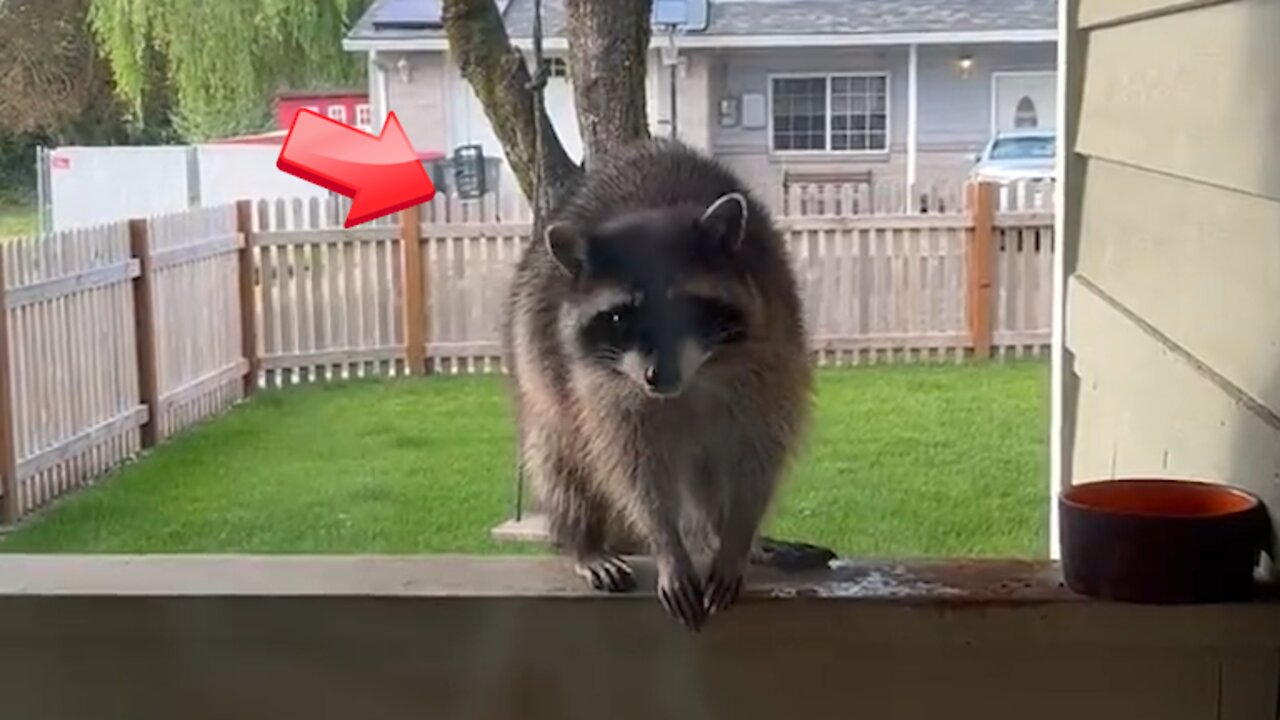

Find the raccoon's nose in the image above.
[{"left": 644, "top": 365, "right": 681, "bottom": 397}]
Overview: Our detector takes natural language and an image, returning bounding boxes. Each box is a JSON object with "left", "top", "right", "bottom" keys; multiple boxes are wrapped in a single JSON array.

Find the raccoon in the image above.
[{"left": 503, "top": 139, "right": 812, "bottom": 630}]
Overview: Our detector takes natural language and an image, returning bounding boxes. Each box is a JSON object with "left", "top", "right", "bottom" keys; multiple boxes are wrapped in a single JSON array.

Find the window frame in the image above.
[
  {"left": 355, "top": 103, "right": 373, "bottom": 130},
  {"left": 327, "top": 105, "right": 349, "bottom": 124},
  {"left": 767, "top": 71, "right": 892, "bottom": 156},
  {"left": 543, "top": 57, "right": 568, "bottom": 79}
]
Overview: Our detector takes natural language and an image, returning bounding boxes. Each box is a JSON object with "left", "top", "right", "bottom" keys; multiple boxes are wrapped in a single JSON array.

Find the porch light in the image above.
[{"left": 958, "top": 54, "right": 974, "bottom": 78}]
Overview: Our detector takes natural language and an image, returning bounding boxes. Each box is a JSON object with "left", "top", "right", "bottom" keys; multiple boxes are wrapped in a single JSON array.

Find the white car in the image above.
[{"left": 969, "top": 129, "right": 1057, "bottom": 183}]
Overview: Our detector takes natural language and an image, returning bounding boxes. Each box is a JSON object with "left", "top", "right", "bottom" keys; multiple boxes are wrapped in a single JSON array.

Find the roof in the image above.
[
  {"left": 348, "top": 0, "right": 512, "bottom": 42},
  {"left": 346, "top": 0, "right": 1056, "bottom": 46},
  {"left": 274, "top": 89, "right": 369, "bottom": 101},
  {"left": 207, "top": 127, "right": 449, "bottom": 160},
  {"left": 505, "top": 0, "right": 1057, "bottom": 37}
]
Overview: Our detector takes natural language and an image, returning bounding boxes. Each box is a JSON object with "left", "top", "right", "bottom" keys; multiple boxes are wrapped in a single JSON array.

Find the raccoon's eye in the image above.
[
  {"left": 606, "top": 303, "right": 636, "bottom": 328},
  {"left": 580, "top": 303, "right": 638, "bottom": 356}
]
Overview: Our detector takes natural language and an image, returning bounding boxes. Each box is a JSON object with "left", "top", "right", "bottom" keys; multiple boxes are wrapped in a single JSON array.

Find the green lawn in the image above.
[
  {"left": 0, "top": 363, "right": 1050, "bottom": 557},
  {"left": 0, "top": 200, "right": 37, "bottom": 239}
]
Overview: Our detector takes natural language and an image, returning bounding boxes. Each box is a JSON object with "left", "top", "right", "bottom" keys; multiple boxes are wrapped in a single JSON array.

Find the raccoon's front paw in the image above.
[
  {"left": 657, "top": 563, "right": 707, "bottom": 632},
  {"left": 704, "top": 559, "right": 745, "bottom": 615},
  {"left": 573, "top": 554, "right": 636, "bottom": 593}
]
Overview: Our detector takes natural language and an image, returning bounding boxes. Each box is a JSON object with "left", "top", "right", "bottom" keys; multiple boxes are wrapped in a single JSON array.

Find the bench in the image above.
[
  {"left": 779, "top": 169, "right": 876, "bottom": 215},
  {"left": 781, "top": 168, "right": 873, "bottom": 190}
]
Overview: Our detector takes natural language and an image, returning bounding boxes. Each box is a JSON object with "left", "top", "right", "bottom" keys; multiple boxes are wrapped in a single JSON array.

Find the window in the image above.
[
  {"left": 831, "top": 75, "right": 888, "bottom": 151},
  {"left": 542, "top": 57, "right": 568, "bottom": 78},
  {"left": 770, "top": 74, "right": 889, "bottom": 153},
  {"left": 771, "top": 77, "right": 826, "bottom": 151},
  {"left": 1014, "top": 96, "right": 1039, "bottom": 128},
  {"left": 327, "top": 105, "right": 348, "bottom": 124},
  {"left": 355, "top": 103, "right": 372, "bottom": 130},
  {"left": 527, "top": 55, "right": 568, "bottom": 78}
]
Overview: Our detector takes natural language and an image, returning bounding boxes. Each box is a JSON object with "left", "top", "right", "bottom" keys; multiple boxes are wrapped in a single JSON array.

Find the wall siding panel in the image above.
[{"left": 1076, "top": 0, "right": 1280, "bottom": 199}]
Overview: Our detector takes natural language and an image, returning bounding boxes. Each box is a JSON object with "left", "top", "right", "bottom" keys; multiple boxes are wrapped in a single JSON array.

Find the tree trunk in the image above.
[
  {"left": 442, "top": 0, "right": 581, "bottom": 212},
  {"left": 563, "top": 0, "right": 652, "bottom": 169}
]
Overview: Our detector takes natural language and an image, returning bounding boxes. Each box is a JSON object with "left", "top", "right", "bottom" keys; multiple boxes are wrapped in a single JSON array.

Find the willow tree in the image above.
[
  {"left": 90, "top": 0, "right": 371, "bottom": 140},
  {"left": 443, "top": 0, "right": 835, "bottom": 570},
  {"left": 0, "top": 0, "right": 131, "bottom": 141}
]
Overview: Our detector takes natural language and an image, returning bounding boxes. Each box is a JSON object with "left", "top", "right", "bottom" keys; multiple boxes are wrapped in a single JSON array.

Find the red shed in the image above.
[{"left": 274, "top": 89, "right": 372, "bottom": 131}]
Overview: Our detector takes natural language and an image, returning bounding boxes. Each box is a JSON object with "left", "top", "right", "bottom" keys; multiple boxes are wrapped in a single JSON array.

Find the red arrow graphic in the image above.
[{"left": 276, "top": 110, "right": 435, "bottom": 228}]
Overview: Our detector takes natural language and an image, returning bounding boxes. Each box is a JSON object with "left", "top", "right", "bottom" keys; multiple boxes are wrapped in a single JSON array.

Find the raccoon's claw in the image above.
[
  {"left": 658, "top": 567, "right": 707, "bottom": 632},
  {"left": 704, "top": 567, "right": 744, "bottom": 614},
  {"left": 574, "top": 555, "right": 636, "bottom": 593}
]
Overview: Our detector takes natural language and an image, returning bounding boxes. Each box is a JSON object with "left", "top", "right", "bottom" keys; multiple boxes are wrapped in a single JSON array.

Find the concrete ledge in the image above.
[
  {"left": 4, "top": 556, "right": 1280, "bottom": 719},
  {"left": 0, "top": 553, "right": 1068, "bottom": 600},
  {"left": 1, "top": 554, "right": 1278, "bottom": 622}
]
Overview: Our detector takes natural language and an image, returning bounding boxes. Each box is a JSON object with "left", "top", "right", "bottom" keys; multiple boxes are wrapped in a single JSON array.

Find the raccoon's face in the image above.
[{"left": 547, "top": 193, "right": 753, "bottom": 399}]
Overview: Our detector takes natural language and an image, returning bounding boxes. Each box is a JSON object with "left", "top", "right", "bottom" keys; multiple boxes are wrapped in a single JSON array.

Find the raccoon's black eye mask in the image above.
[
  {"left": 578, "top": 295, "right": 747, "bottom": 361},
  {"left": 580, "top": 301, "right": 640, "bottom": 357}
]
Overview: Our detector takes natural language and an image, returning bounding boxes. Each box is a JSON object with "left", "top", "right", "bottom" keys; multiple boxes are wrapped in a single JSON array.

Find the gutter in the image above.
[{"left": 342, "top": 28, "right": 1058, "bottom": 54}]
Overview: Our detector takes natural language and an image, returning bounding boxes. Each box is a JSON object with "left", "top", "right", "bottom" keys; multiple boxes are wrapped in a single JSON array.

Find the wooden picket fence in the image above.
[
  {"left": 250, "top": 182, "right": 1052, "bottom": 383},
  {"left": 0, "top": 180, "right": 1053, "bottom": 521},
  {"left": 0, "top": 205, "right": 252, "bottom": 521},
  {"left": 783, "top": 193, "right": 1054, "bottom": 365}
]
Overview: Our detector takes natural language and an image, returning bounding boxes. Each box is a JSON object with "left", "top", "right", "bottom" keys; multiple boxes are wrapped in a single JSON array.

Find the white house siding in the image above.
[
  {"left": 915, "top": 43, "right": 1056, "bottom": 179},
  {"left": 652, "top": 49, "right": 716, "bottom": 150},
  {"left": 1060, "top": 0, "right": 1280, "bottom": 546},
  {"left": 914, "top": 43, "right": 1057, "bottom": 143},
  {"left": 384, "top": 53, "right": 450, "bottom": 156},
  {"left": 709, "top": 42, "right": 1055, "bottom": 198},
  {"left": 376, "top": 42, "right": 1055, "bottom": 203},
  {"left": 711, "top": 46, "right": 909, "bottom": 198},
  {"left": 384, "top": 52, "right": 590, "bottom": 205}
]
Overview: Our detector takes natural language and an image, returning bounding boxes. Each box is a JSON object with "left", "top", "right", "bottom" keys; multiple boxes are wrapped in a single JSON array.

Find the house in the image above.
[
  {"left": 274, "top": 89, "right": 374, "bottom": 132},
  {"left": 342, "top": 0, "right": 1057, "bottom": 202}
]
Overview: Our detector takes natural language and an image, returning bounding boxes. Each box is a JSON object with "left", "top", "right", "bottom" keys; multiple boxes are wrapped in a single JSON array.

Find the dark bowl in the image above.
[{"left": 1059, "top": 478, "right": 1271, "bottom": 604}]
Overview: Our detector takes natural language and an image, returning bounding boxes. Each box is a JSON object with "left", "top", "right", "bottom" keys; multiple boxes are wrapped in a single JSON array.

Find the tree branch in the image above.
[
  {"left": 442, "top": 0, "right": 581, "bottom": 212},
  {"left": 564, "top": 0, "right": 652, "bottom": 169}
]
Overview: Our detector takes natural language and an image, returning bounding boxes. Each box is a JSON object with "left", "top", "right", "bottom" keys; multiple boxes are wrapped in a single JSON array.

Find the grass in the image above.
[
  {"left": 0, "top": 199, "right": 37, "bottom": 239},
  {"left": 0, "top": 363, "right": 1049, "bottom": 557}
]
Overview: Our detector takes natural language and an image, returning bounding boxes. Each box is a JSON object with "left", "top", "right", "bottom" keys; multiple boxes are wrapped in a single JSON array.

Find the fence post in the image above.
[
  {"left": 129, "top": 218, "right": 162, "bottom": 447},
  {"left": 400, "top": 204, "right": 427, "bottom": 375},
  {"left": 967, "top": 181, "right": 996, "bottom": 360},
  {"left": 236, "top": 201, "right": 260, "bottom": 396},
  {"left": 0, "top": 253, "right": 19, "bottom": 524}
]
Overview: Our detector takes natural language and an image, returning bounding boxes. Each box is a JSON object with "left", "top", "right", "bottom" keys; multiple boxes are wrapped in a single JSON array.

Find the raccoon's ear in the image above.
[
  {"left": 544, "top": 222, "right": 587, "bottom": 277},
  {"left": 698, "top": 192, "right": 749, "bottom": 252}
]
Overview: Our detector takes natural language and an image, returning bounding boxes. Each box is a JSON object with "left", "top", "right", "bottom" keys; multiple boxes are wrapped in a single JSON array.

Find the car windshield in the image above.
[{"left": 989, "top": 136, "right": 1056, "bottom": 160}]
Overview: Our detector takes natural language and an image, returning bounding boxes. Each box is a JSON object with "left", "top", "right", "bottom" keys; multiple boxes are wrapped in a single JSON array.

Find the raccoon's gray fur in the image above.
[{"left": 503, "top": 139, "right": 811, "bottom": 630}]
